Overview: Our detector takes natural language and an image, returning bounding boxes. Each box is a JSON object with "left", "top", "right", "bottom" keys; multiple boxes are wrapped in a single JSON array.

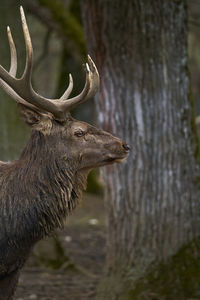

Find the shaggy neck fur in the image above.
[{"left": 0, "top": 130, "right": 88, "bottom": 245}]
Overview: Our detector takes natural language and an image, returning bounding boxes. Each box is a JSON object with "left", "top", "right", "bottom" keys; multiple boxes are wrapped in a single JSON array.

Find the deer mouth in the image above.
[
  {"left": 103, "top": 143, "right": 130, "bottom": 164},
  {"left": 104, "top": 153, "right": 129, "bottom": 164},
  {"left": 80, "top": 152, "right": 129, "bottom": 171}
]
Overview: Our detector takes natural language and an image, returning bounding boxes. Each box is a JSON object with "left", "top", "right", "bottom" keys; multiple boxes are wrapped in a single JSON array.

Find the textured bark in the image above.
[{"left": 81, "top": 0, "right": 200, "bottom": 298}]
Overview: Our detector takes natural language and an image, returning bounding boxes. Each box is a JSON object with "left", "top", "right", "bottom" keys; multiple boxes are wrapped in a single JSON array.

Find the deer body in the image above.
[
  {"left": 0, "top": 131, "right": 86, "bottom": 276},
  {"left": 0, "top": 7, "right": 129, "bottom": 299}
]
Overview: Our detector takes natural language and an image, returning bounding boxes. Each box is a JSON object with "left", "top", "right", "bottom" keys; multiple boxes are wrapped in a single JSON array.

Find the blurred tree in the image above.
[
  {"left": 81, "top": 1, "right": 200, "bottom": 299},
  {"left": 27, "top": 0, "right": 85, "bottom": 60},
  {"left": 0, "top": 0, "right": 64, "bottom": 160},
  {"left": 0, "top": 0, "right": 29, "bottom": 160}
]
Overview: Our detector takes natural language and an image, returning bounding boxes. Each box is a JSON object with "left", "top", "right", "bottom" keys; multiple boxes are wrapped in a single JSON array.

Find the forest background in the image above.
[{"left": 0, "top": 1, "right": 200, "bottom": 299}]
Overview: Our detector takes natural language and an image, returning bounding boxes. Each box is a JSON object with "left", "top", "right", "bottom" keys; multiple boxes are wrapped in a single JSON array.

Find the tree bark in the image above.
[{"left": 81, "top": 0, "right": 200, "bottom": 298}]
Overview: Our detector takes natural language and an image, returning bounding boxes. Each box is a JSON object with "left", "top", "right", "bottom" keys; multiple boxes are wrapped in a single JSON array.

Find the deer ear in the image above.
[
  {"left": 18, "top": 104, "right": 42, "bottom": 126},
  {"left": 18, "top": 104, "right": 52, "bottom": 134}
]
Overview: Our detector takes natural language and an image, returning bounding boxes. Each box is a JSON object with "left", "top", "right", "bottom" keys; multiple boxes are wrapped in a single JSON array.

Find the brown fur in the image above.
[{"left": 0, "top": 107, "right": 129, "bottom": 299}]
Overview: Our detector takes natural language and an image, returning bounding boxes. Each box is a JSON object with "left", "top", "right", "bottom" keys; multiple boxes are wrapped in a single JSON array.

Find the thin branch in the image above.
[
  {"left": 38, "top": 0, "right": 85, "bottom": 56},
  {"left": 26, "top": 1, "right": 60, "bottom": 33},
  {"left": 26, "top": 0, "right": 85, "bottom": 60}
]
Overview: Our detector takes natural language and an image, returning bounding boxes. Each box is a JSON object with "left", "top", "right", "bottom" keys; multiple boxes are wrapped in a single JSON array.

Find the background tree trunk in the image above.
[{"left": 81, "top": 1, "right": 200, "bottom": 298}]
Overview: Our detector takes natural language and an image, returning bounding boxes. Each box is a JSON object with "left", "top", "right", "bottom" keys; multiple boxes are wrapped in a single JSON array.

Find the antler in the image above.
[{"left": 0, "top": 6, "right": 99, "bottom": 121}]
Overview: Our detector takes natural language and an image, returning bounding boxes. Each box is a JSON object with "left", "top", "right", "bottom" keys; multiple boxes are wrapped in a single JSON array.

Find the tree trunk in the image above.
[{"left": 81, "top": 1, "right": 200, "bottom": 299}]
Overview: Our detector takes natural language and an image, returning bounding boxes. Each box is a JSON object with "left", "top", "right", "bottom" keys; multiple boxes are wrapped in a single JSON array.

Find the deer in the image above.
[{"left": 0, "top": 7, "right": 130, "bottom": 300}]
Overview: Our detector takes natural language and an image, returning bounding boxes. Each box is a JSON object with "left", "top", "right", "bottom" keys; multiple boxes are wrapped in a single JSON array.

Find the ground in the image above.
[{"left": 15, "top": 193, "right": 106, "bottom": 300}]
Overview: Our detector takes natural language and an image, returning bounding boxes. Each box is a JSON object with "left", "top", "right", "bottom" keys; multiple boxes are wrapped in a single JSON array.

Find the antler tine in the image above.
[
  {"left": 0, "top": 23, "right": 40, "bottom": 112},
  {"left": 86, "top": 55, "right": 100, "bottom": 99},
  {"left": 59, "top": 56, "right": 99, "bottom": 104},
  {"left": 59, "top": 57, "right": 99, "bottom": 111},
  {"left": 0, "top": 25, "right": 29, "bottom": 108},
  {"left": 0, "top": 7, "right": 99, "bottom": 121},
  {"left": 7, "top": 26, "right": 17, "bottom": 76},
  {"left": 20, "top": 6, "right": 33, "bottom": 82},
  {"left": 60, "top": 74, "right": 74, "bottom": 101},
  {"left": 0, "top": 7, "right": 65, "bottom": 119},
  {"left": 0, "top": 25, "right": 18, "bottom": 101},
  {"left": 59, "top": 63, "right": 91, "bottom": 110}
]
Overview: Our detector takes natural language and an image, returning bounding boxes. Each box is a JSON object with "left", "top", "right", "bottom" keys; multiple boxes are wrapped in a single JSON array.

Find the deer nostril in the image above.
[{"left": 122, "top": 143, "right": 130, "bottom": 151}]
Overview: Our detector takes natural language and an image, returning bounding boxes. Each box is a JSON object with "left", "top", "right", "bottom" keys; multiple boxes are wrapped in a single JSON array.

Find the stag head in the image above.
[{"left": 0, "top": 7, "right": 130, "bottom": 173}]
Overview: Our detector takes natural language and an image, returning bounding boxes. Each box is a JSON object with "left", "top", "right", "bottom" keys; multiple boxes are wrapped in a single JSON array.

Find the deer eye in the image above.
[{"left": 74, "top": 129, "right": 85, "bottom": 137}]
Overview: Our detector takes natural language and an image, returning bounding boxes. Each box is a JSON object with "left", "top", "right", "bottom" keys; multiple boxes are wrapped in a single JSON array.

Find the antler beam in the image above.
[{"left": 0, "top": 6, "right": 99, "bottom": 121}]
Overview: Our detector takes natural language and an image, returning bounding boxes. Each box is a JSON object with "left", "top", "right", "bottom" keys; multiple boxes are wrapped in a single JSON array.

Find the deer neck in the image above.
[{"left": 14, "top": 130, "right": 88, "bottom": 235}]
